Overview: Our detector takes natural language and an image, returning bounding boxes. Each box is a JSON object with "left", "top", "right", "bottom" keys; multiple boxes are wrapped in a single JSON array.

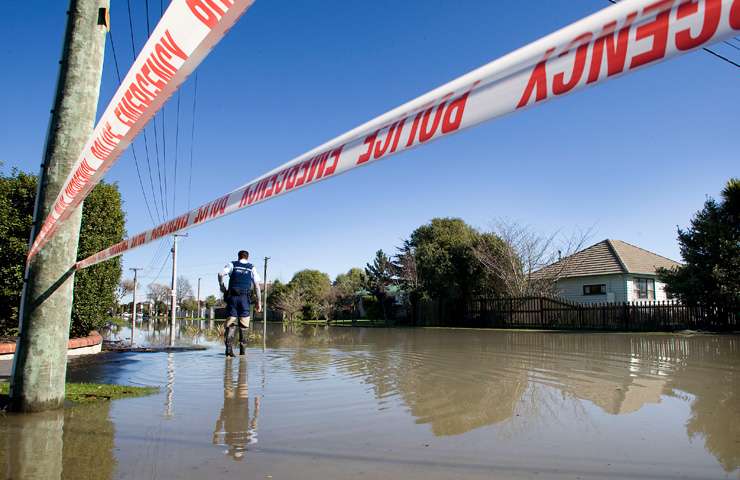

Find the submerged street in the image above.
[{"left": 2, "top": 322, "right": 737, "bottom": 479}]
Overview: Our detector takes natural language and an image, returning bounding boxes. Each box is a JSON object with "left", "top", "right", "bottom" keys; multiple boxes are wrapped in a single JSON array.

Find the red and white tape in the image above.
[
  {"left": 77, "top": 0, "right": 740, "bottom": 269},
  {"left": 27, "top": 0, "right": 256, "bottom": 261}
]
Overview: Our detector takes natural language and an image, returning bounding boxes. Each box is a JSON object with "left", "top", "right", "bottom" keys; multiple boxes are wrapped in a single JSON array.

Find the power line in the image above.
[
  {"left": 145, "top": 238, "right": 169, "bottom": 272},
  {"left": 604, "top": 0, "right": 738, "bottom": 69},
  {"left": 161, "top": 109, "right": 169, "bottom": 217},
  {"left": 144, "top": 0, "right": 168, "bottom": 219},
  {"left": 168, "top": 0, "right": 181, "bottom": 214},
  {"left": 188, "top": 73, "right": 199, "bottom": 211},
  {"left": 126, "top": 0, "right": 163, "bottom": 223},
  {"left": 723, "top": 41, "right": 740, "bottom": 52},
  {"left": 144, "top": 0, "right": 151, "bottom": 36},
  {"left": 701, "top": 47, "right": 740, "bottom": 68},
  {"left": 152, "top": 243, "right": 172, "bottom": 282},
  {"left": 107, "top": 29, "right": 157, "bottom": 226},
  {"left": 144, "top": 127, "right": 165, "bottom": 220},
  {"left": 142, "top": 239, "right": 172, "bottom": 283},
  {"left": 158, "top": 0, "right": 170, "bottom": 220},
  {"left": 173, "top": 90, "right": 181, "bottom": 213}
]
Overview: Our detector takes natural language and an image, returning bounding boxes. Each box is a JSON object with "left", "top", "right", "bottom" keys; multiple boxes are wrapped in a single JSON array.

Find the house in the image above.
[{"left": 536, "top": 239, "right": 681, "bottom": 304}]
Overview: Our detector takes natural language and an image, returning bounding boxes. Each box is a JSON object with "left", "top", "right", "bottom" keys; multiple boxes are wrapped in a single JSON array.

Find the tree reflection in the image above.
[
  {"left": 327, "top": 328, "right": 738, "bottom": 474},
  {"left": 665, "top": 336, "right": 739, "bottom": 473}
]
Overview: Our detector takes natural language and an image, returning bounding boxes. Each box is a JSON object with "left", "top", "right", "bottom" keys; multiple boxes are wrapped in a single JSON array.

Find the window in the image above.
[
  {"left": 583, "top": 284, "right": 606, "bottom": 295},
  {"left": 635, "top": 278, "right": 655, "bottom": 300}
]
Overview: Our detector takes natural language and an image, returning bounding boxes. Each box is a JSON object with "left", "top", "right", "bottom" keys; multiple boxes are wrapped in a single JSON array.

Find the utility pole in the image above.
[
  {"left": 10, "top": 0, "right": 110, "bottom": 412},
  {"left": 197, "top": 277, "right": 202, "bottom": 318},
  {"left": 262, "top": 256, "right": 269, "bottom": 349},
  {"left": 169, "top": 234, "right": 187, "bottom": 346},
  {"left": 130, "top": 268, "right": 142, "bottom": 346}
]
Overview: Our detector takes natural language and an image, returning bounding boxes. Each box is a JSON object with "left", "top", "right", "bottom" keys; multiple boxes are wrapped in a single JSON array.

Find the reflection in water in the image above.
[
  {"left": 668, "top": 338, "right": 740, "bottom": 473},
  {"left": 286, "top": 328, "right": 738, "bottom": 472},
  {"left": 0, "top": 401, "right": 115, "bottom": 480},
  {"left": 213, "top": 358, "right": 260, "bottom": 461},
  {"left": 3, "top": 410, "right": 63, "bottom": 479},
  {"left": 15, "top": 321, "right": 734, "bottom": 478},
  {"left": 165, "top": 352, "right": 175, "bottom": 418}
]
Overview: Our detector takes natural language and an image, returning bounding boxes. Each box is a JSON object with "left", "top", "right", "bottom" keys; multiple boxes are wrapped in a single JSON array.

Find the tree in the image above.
[
  {"left": 317, "top": 286, "right": 339, "bottom": 323},
  {"left": 659, "top": 178, "right": 739, "bottom": 309},
  {"left": 267, "top": 279, "right": 287, "bottom": 311},
  {"left": 289, "top": 269, "right": 331, "bottom": 320},
  {"left": 116, "top": 279, "right": 135, "bottom": 314},
  {"left": 147, "top": 283, "right": 172, "bottom": 315},
  {"left": 0, "top": 169, "right": 37, "bottom": 334},
  {"left": 274, "top": 285, "right": 304, "bottom": 322},
  {"left": 71, "top": 181, "right": 126, "bottom": 337},
  {"left": 118, "top": 279, "right": 135, "bottom": 300},
  {"left": 0, "top": 168, "right": 126, "bottom": 337},
  {"left": 334, "top": 267, "right": 367, "bottom": 317},
  {"left": 394, "top": 240, "right": 422, "bottom": 322},
  {"left": 176, "top": 276, "right": 194, "bottom": 303},
  {"left": 473, "top": 219, "right": 590, "bottom": 297},
  {"left": 365, "top": 250, "right": 395, "bottom": 321},
  {"left": 205, "top": 294, "right": 219, "bottom": 309},
  {"left": 180, "top": 297, "right": 198, "bottom": 316},
  {"left": 409, "top": 218, "right": 499, "bottom": 306}
]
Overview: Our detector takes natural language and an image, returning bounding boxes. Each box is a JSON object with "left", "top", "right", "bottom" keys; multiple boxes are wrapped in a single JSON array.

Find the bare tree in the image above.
[
  {"left": 317, "top": 287, "right": 339, "bottom": 323},
  {"left": 274, "top": 286, "right": 304, "bottom": 322},
  {"left": 117, "top": 279, "right": 135, "bottom": 304},
  {"left": 394, "top": 239, "right": 421, "bottom": 322},
  {"left": 147, "top": 283, "right": 172, "bottom": 312},
  {"left": 394, "top": 240, "right": 419, "bottom": 293},
  {"left": 176, "top": 276, "right": 194, "bottom": 303},
  {"left": 473, "top": 219, "right": 591, "bottom": 297}
]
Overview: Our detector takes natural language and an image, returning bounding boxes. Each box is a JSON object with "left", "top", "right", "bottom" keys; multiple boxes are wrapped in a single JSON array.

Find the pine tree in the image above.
[{"left": 659, "top": 178, "right": 739, "bottom": 311}]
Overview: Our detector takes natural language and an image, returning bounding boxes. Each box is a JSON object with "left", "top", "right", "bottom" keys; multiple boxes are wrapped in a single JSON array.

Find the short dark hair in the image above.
[{"left": 238, "top": 250, "right": 249, "bottom": 260}]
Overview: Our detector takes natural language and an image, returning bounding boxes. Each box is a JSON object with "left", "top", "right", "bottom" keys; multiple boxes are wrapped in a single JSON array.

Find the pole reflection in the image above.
[
  {"left": 164, "top": 352, "right": 175, "bottom": 418},
  {"left": 0, "top": 401, "right": 116, "bottom": 480}
]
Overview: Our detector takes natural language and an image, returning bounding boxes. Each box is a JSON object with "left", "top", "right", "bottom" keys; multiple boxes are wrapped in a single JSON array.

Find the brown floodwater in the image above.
[{"left": 1, "top": 321, "right": 738, "bottom": 479}]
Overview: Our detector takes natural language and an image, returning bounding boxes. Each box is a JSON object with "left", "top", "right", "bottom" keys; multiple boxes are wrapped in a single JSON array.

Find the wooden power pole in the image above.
[
  {"left": 262, "top": 256, "right": 269, "bottom": 348},
  {"left": 169, "top": 234, "right": 187, "bottom": 346},
  {"left": 10, "top": 0, "right": 110, "bottom": 412},
  {"left": 197, "top": 277, "right": 202, "bottom": 318},
  {"left": 130, "top": 267, "right": 142, "bottom": 346}
]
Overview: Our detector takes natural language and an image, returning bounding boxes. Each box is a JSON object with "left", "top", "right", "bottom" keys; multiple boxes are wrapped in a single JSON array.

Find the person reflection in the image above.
[{"left": 213, "top": 357, "right": 260, "bottom": 461}]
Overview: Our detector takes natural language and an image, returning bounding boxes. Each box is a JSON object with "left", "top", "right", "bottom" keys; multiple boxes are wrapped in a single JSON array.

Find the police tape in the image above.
[
  {"left": 76, "top": 0, "right": 740, "bottom": 269},
  {"left": 27, "top": 0, "right": 256, "bottom": 261}
]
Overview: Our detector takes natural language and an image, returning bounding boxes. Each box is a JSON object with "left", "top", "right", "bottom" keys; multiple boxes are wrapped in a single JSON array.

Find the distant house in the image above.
[{"left": 536, "top": 239, "right": 681, "bottom": 304}]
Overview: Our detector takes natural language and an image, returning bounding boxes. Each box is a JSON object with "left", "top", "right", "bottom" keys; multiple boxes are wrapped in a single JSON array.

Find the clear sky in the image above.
[{"left": 0, "top": 1, "right": 737, "bottom": 300}]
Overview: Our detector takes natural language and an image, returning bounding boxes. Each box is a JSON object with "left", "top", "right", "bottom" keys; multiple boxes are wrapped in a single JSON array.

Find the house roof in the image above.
[{"left": 534, "top": 239, "right": 681, "bottom": 279}]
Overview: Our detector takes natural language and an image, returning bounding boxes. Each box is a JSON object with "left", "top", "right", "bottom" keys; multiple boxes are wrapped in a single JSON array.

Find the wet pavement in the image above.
[{"left": 1, "top": 321, "right": 738, "bottom": 479}]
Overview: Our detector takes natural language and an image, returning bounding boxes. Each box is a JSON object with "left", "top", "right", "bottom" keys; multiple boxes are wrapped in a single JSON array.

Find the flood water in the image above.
[{"left": 1, "top": 321, "right": 738, "bottom": 479}]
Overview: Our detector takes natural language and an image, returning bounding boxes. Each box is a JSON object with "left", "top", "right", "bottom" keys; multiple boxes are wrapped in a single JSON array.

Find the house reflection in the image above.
[
  {"left": 213, "top": 357, "right": 260, "bottom": 461},
  {"left": 329, "top": 329, "right": 738, "bottom": 473}
]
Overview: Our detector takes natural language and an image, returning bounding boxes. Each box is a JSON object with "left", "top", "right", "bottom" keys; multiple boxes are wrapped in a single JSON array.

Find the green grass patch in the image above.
[
  {"left": 109, "top": 316, "right": 129, "bottom": 327},
  {"left": 0, "top": 382, "right": 158, "bottom": 404}
]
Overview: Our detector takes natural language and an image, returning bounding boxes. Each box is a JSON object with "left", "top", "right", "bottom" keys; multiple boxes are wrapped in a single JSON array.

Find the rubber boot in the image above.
[
  {"left": 225, "top": 325, "right": 236, "bottom": 357},
  {"left": 239, "top": 327, "right": 248, "bottom": 356}
]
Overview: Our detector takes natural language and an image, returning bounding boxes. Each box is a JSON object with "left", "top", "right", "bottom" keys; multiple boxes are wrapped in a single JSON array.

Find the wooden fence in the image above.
[{"left": 413, "top": 296, "right": 738, "bottom": 331}]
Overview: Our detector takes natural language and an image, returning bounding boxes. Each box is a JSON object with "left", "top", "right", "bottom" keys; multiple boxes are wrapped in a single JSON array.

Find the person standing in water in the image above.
[{"left": 218, "top": 250, "right": 262, "bottom": 357}]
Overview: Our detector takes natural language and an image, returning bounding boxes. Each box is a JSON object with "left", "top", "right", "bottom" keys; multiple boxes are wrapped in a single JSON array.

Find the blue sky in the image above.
[{"left": 1, "top": 1, "right": 737, "bottom": 299}]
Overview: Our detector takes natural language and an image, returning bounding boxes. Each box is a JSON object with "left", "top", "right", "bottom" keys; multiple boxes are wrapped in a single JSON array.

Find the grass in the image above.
[{"left": 0, "top": 382, "right": 158, "bottom": 404}]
